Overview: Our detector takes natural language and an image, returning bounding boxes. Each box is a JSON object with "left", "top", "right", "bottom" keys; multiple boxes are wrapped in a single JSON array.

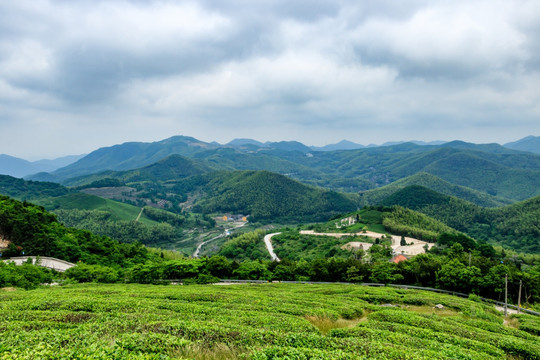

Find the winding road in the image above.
[
  {"left": 264, "top": 232, "right": 281, "bottom": 261},
  {"left": 193, "top": 222, "right": 247, "bottom": 258}
]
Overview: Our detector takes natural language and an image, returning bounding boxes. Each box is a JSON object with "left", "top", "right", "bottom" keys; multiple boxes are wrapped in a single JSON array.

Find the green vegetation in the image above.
[
  {"left": 36, "top": 193, "right": 148, "bottom": 222},
  {"left": 190, "top": 170, "right": 357, "bottom": 221},
  {"left": 217, "top": 230, "right": 269, "bottom": 261},
  {"left": 271, "top": 232, "right": 368, "bottom": 261},
  {"left": 0, "top": 195, "right": 155, "bottom": 267},
  {"left": 0, "top": 174, "right": 69, "bottom": 200},
  {"left": 0, "top": 260, "right": 54, "bottom": 289},
  {"left": 382, "top": 205, "right": 457, "bottom": 242},
  {"left": 0, "top": 283, "right": 539, "bottom": 359},
  {"left": 379, "top": 185, "right": 540, "bottom": 253},
  {"left": 359, "top": 172, "right": 511, "bottom": 207},
  {"left": 67, "top": 154, "right": 214, "bottom": 187}
]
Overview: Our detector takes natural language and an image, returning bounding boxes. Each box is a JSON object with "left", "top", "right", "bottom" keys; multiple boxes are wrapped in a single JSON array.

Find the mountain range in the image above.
[
  {"left": 0, "top": 154, "right": 85, "bottom": 178},
  {"left": 1, "top": 132, "right": 540, "bottom": 253},
  {"left": 17, "top": 136, "right": 537, "bottom": 200}
]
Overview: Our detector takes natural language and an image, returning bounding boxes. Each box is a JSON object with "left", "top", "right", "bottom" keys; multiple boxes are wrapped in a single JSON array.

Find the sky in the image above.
[{"left": 1, "top": 0, "right": 540, "bottom": 160}]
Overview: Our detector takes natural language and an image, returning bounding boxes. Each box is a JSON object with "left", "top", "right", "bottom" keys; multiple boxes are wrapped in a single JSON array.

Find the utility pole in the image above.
[
  {"left": 504, "top": 274, "right": 508, "bottom": 317},
  {"left": 518, "top": 280, "right": 522, "bottom": 314}
]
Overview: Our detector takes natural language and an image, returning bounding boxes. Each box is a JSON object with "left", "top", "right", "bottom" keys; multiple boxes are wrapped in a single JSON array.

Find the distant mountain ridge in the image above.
[
  {"left": 23, "top": 135, "right": 540, "bottom": 204},
  {"left": 0, "top": 154, "right": 84, "bottom": 178},
  {"left": 504, "top": 135, "right": 540, "bottom": 154}
]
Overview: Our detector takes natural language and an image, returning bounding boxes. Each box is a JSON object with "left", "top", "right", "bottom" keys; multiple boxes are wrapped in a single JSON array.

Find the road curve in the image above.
[
  {"left": 264, "top": 233, "right": 281, "bottom": 262},
  {"left": 193, "top": 233, "right": 224, "bottom": 258},
  {"left": 193, "top": 222, "right": 247, "bottom": 258}
]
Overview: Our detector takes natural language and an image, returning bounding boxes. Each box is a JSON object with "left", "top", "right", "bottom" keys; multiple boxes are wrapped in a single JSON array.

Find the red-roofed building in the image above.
[{"left": 390, "top": 254, "right": 408, "bottom": 264}]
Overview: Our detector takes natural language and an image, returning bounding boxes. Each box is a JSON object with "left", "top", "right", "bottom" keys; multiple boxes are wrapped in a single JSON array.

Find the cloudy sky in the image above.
[{"left": 1, "top": 0, "right": 540, "bottom": 159}]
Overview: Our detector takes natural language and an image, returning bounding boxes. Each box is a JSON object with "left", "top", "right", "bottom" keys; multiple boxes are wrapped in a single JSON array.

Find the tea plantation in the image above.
[{"left": 1, "top": 283, "right": 539, "bottom": 359}]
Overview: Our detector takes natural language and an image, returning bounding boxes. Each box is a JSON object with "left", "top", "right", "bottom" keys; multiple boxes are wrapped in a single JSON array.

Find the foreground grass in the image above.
[{"left": 0, "top": 283, "right": 539, "bottom": 359}]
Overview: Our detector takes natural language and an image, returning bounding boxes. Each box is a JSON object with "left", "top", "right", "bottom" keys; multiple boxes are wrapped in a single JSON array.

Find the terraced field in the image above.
[{"left": 0, "top": 283, "right": 539, "bottom": 359}]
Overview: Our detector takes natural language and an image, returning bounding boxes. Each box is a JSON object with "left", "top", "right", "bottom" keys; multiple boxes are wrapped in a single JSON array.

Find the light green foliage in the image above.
[
  {"left": 382, "top": 205, "right": 456, "bottom": 241},
  {"left": 0, "top": 262, "right": 53, "bottom": 289},
  {"left": 218, "top": 230, "right": 269, "bottom": 261},
  {"left": 65, "top": 263, "right": 119, "bottom": 283},
  {"left": 271, "top": 231, "right": 360, "bottom": 261},
  {"left": 1, "top": 283, "right": 539, "bottom": 359}
]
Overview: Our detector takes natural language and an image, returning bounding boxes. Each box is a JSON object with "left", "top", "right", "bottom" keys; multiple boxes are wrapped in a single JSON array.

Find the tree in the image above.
[
  {"left": 436, "top": 259, "right": 482, "bottom": 293},
  {"left": 369, "top": 262, "right": 403, "bottom": 284}
]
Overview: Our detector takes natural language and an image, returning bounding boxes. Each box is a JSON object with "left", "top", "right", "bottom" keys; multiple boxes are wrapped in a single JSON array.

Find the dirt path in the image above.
[
  {"left": 495, "top": 305, "right": 519, "bottom": 315},
  {"left": 135, "top": 207, "right": 144, "bottom": 222},
  {"left": 264, "top": 233, "right": 281, "bottom": 262}
]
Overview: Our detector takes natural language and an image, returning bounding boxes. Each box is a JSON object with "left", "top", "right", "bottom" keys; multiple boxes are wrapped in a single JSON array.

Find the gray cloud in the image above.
[{"left": 0, "top": 0, "right": 539, "bottom": 159}]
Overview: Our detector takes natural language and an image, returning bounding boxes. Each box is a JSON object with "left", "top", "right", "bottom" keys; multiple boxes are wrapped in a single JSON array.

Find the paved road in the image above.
[
  {"left": 193, "top": 233, "right": 225, "bottom": 258},
  {"left": 4, "top": 256, "right": 75, "bottom": 272},
  {"left": 193, "top": 222, "right": 247, "bottom": 258},
  {"left": 264, "top": 232, "right": 281, "bottom": 261}
]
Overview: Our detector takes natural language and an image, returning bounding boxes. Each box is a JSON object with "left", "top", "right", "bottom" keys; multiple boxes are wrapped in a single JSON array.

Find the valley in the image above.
[{"left": 1, "top": 135, "right": 540, "bottom": 359}]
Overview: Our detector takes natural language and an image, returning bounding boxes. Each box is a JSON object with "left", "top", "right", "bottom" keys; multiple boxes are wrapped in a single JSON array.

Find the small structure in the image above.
[
  {"left": 390, "top": 254, "right": 408, "bottom": 264},
  {"left": 222, "top": 214, "right": 248, "bottom": 222}
]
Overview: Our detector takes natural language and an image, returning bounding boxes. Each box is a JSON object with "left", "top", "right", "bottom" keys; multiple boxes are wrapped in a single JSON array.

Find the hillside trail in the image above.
[
  {"left": 264, "top": 233, "right": 281, "bottom": 261},
  {"left": 135, "top": 207, "right": 144, "bottom": 222},
  {"left": 193, "top": 222, "right": 246, "bottom": 258}
]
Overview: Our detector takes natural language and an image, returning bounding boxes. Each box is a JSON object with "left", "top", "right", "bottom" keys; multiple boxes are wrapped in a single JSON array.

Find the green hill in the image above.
[
  {"left": 359, "top": 172, "right": 510, "bottom": 207},
  {"left": 0, "top": 195, "right": 154, "bottom": 265},
  {"left": 39, "top": 135, "right": 218, "bottom": 181},
  {"left": 0, "top": 175, "right": 69, "bottom": 200},
  {"left": 422, "top": 152, "right": 540, "bottom": 200},
  {"left": 35, "top": 193, "right": 155, "bottom": 223},
  {"left": 64, "top": 154, "right": 215, "bottom": 186},
  {"left": 276, "top": 143, "right": 540, "bottom": 201},
  {"left": 32, "top": 193, "right": 206, "bottom": 248},
  {"left": 191, "top": 170, "right": 358, "bottom": 221},
  {"left": 380, "top": 185, "right": 540, "bottom": 253}
]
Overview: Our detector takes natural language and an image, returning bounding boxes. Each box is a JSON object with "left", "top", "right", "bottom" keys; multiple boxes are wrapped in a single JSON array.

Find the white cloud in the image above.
[{"left": 1, "top": 0, "right": 540, "bottom": 158}]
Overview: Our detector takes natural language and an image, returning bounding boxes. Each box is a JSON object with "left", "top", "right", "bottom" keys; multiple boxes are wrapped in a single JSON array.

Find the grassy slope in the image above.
[
  {"left": 35, "top": 193, "right": 159, "bottom": 226},
  {"left": 0, "top": 283, "right": 538, "bottom": 359}
]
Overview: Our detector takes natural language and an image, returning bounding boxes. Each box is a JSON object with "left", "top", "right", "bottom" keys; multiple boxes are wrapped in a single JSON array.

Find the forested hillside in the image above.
[
  {"left": 27, "top": 135, "right": 540, "bottom": 204},
  {"left": 190, "top": 170, "right": 358, "bottom": 221},
  {"left": 0, "top": 195, "right": 154, "bottom": 266},
  {"left": 0, "top": 175, "right": 70, "bottom": 200},
  {"left": 359, "top": 172, "right": 510, "bottom": 207},
  {"left": 380, "top": 186, "right": 540, "bottom": 253},
  {"left": 64, "top": 154, "right": 214, "bottom": 186}
]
